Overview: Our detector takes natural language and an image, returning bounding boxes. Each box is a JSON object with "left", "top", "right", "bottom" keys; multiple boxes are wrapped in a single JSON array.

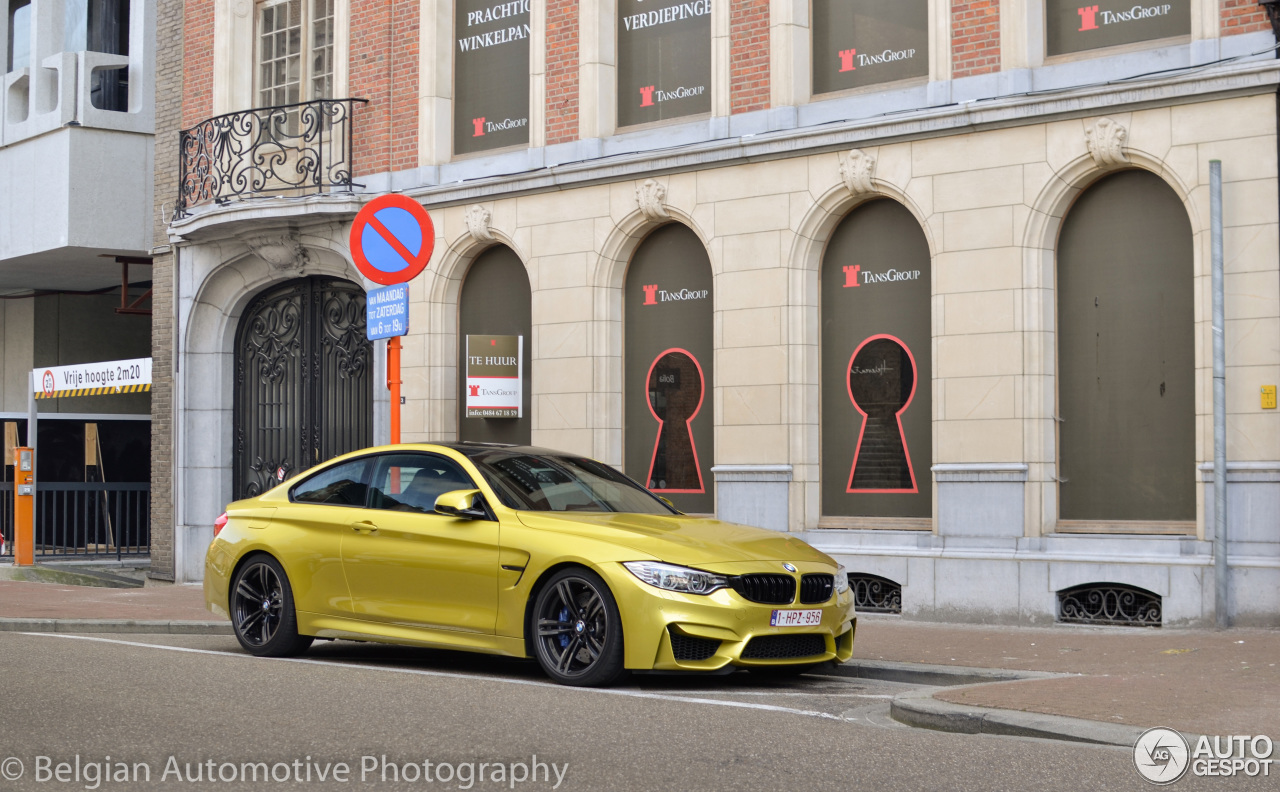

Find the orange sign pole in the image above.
[
  {"left": 13, "top": 447, "right": 34, "bottom": 566},
  {"left": 388, "top": 337, "right": 402, "bottom": 444}
]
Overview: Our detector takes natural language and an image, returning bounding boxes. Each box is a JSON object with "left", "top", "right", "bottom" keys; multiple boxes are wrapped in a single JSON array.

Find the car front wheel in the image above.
[
  {"left": 532, "top": 568, "right": 626, "bottom": 687},
  {"left": 230, "top": 554, "right": 313, "bottom": 658}
]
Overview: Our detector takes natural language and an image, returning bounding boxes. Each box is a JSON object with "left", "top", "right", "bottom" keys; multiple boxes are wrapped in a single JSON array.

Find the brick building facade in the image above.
[{"left": 156, "top": 0, "right": 1280, "bottom": 627}]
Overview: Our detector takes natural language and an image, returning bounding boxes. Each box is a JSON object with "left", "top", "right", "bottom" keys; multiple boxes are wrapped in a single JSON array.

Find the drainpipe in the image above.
[{"left": 1210, "top": 160, "right": 1228, "bottom": 629}]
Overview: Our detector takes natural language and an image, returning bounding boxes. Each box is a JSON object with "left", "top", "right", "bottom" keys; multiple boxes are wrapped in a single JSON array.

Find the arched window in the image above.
[
  {"left": 821, "top": 199, "right": 932, "bottom": 519},
  {"left": 1057, "top": 170, "right": 1194, "bottom": 522},
  {"left": 458, "top": 246, "right": 532, "bottom": 444},
  {"left": 624, "top": 224, "right": 714, "bottom": 514}
]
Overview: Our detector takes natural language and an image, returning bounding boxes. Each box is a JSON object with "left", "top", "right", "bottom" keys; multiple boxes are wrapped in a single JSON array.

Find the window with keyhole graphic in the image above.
[
  {"left": 846, "top": 335, "right": 918, "bottom": 493},
  {"left": 645, "top": 349, "right": 705, "bottom": 493}
]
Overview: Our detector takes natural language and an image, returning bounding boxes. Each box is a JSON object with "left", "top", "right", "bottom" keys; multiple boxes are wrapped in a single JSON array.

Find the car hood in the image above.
[{"left": 515, "top": 511, "right": 833, "bottom": 568}]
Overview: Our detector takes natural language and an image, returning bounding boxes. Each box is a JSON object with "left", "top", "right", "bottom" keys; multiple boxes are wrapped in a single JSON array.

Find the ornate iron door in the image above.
[{"left": 234, "top": 277, "right": 372, "bottom": 499}]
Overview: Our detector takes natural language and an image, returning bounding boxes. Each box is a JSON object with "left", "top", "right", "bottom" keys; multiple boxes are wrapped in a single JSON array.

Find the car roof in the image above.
[{"left": 431, "top": 441, "right": 569, "bottom": 459}]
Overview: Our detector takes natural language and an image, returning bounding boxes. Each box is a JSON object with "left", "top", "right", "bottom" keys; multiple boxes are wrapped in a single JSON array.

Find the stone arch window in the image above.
[
  {"left": 458, "top": 245, "right": 532, "bottom": 445},
  {"left": 820, "top": 199, "right": 932, "bottom": 520},
  {"left": 624, "top": 223, "right": 714, "bottom": 514},
  {"left": 1057, "top": 169, "right": 1194, "bottom": 524}
]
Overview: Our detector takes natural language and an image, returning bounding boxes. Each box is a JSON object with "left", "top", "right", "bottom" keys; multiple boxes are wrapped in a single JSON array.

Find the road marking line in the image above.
[
  {"left": 23, "top": 633, "right": 849, "bottom": 722},
  {"left": 660, "top": 691, "right": 896, "bottom": 699}
]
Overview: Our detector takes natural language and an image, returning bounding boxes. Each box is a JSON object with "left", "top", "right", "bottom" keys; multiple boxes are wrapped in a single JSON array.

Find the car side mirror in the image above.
[
  {"left": 658, "top": 496, "right": 682, "bottom": 513},
  {"left": 434, "top": 489, "right": 487, "bottom": 520}
]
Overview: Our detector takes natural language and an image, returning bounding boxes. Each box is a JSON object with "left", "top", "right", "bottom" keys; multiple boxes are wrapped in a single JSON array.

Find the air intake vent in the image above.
[
  {"left": 668, "top": 628, "right": 720, "bottom": 661},
  {"left": 1057, "top": 583, "right": 1161, "bottom": 627},
  {"left": 848, "top": 573, "right": 902, "bottom": 615},
  {"left": 729, "top": 574, "right": 796, "bottom": 605},
  {"left": 742, "top": 634, "right": 826, "bottom": 660}
]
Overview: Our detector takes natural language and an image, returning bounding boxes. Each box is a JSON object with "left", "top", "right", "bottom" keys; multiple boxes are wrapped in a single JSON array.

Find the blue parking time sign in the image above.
[{"left": 366, "top": 284, "right": 409, "bottom": 340}]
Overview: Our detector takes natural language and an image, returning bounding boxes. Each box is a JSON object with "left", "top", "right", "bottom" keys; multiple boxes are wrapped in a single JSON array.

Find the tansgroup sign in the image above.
[
  {"left": 1047, "top": 0, "right": 1188, "bottom": 55},
  {"left": 813, "top": 0, "right": 928, "bottom": 95},
  {"left": 617, "top": 0, "right": 711, "bottom": 127}
]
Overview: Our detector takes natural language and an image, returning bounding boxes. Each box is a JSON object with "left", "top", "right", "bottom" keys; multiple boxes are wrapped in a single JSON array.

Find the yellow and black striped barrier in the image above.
[{"left": 35, "top": 383, "right": 152, "bottom": 399}]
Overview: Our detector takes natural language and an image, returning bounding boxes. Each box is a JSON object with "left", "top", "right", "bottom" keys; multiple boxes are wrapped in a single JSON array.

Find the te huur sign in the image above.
[{"left": 465, "top": 335, "right": 523, "bottom": 418}]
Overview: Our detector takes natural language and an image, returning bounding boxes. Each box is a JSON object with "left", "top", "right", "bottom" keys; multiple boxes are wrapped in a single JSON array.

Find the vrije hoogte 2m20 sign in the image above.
[
  {"left": 617, "top": 0, "right": 711, "bottom": 128},
  {"left": 455, "top": 0, "right": 530, "bottom": 156},
  {"left": 812, "top": 0, "right": 928, "bottom": 96},
  {"left": 1046, "top": 0, "right": 1188, "bottom": 56}
]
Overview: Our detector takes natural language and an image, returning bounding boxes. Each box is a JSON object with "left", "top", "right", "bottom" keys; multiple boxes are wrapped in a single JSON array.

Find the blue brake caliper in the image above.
[{"left": 558, "top": 606, "right": 571, "bottom": 648}]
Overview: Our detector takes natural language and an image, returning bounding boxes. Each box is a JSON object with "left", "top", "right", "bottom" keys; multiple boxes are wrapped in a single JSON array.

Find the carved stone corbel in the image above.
[
  {"left": 839, "top": 149, "right": 877, "bottom": 196},
  {"left": 240, "top": 232, "right": 309, "bottom": 272},
  {"left": 635, "top": 179, "right": 669, "bottom": 222},
  {"left": 465, "top": 204, "right": 495, "bottom": 243},
  {"left": 1085, "top": 118, "right": 1129, "bottom": 168}
]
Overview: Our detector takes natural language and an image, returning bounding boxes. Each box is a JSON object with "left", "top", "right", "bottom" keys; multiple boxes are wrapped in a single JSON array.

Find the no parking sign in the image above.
[{"left": 349, "top": 194, "right": 435, "bottom": 286}]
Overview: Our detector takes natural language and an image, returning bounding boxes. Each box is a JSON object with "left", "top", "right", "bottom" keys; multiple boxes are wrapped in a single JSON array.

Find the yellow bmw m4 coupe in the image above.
[{"left": 205, "top": 443, "right": 856, "bottom": 686}]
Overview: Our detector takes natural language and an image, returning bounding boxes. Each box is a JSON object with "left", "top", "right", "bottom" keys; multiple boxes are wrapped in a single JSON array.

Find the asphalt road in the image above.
[{"left": 0, "top": 632, "right": 1246, "bottom": 791}]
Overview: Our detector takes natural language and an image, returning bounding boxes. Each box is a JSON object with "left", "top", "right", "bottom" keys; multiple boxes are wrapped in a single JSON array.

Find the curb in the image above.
[
  {"left": 0, "top": 618, "right": 232, "bottom": 635},
  {"left": 890, "top": 688, "right": 1148, "bottom": 746},
  {"left": 821, "top": 660, "right": 1151, "bottom": 747}
]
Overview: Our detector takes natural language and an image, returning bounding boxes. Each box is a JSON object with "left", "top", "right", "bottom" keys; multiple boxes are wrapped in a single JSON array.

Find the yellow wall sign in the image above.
[
  {"left": 1263, "top": 385, "right": 1277, "bottom": 410},
  {"left": 33, "top": 358, "right": 152, "bottom": 399}
]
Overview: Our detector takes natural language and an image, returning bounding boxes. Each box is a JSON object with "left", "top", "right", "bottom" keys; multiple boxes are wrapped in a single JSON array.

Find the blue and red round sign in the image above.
[{"left": 349, "top": 194, "right": 436, "bottom": 286}]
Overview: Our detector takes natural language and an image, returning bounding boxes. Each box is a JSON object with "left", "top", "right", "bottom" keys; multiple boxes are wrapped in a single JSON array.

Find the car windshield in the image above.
[{"left": 471, "top": 453, "right": 677, "bottom": 515}]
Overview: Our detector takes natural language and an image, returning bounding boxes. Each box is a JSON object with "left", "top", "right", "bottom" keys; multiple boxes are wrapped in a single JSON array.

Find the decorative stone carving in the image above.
[
  {"left": 839, "top": 149, "right": 877, "bottom": 195},
  {"left": 1085, "top": 118, "right": 1128, "bottom": 168},
  {"left": 635, "top": 179, "right": 669, "bottom": 221},
  {"left": 241, "top": 232, "right": 308, "bottom": 272},
  {"left": 465, "top": 204, "right": 495, "bottom": 243}
]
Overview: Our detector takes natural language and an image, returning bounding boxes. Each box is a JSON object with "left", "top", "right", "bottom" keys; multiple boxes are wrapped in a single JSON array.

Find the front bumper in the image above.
[{"left": 604, "top": 561, "right": 857, "bottom": 671}]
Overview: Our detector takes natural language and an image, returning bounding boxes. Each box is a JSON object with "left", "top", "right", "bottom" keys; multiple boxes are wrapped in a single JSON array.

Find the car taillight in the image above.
[{"left": 213, "top": 512, "right": 229, "bottom": 537}]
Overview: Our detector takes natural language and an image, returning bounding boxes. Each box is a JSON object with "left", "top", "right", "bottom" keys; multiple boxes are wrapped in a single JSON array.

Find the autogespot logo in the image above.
[{"left": 1134, "top": 727, "right": 1190, "bottom": 785}]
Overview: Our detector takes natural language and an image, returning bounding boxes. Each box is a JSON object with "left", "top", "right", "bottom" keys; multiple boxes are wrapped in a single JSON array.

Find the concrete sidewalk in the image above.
[{"left": 1, "top": 577, "right": 1276, "bottom": 741}]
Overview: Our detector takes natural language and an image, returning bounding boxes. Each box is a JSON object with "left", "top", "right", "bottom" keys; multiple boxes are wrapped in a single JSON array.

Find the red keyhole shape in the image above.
[
  {"left": 645, "top": 349, "right": 705, "bottom": 493},
  {"left": 846, "top": 335, "right": 918, "bottom": 493}
]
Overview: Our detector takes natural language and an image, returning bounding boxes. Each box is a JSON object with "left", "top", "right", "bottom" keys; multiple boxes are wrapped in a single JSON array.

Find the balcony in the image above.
[
  {"left": 0, "top": 0, "right": 154, "bottom": 290},
  {"left": 175, "top": 98, "right": 368, "bottom": 219}
]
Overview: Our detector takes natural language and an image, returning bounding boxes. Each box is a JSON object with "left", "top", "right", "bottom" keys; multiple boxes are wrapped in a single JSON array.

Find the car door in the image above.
[
  {"left": 340, "top": 452, "right": 500, "bottom": 633},
  {"left": 275, "top": 456, "right": 373, "bottom": 616}
]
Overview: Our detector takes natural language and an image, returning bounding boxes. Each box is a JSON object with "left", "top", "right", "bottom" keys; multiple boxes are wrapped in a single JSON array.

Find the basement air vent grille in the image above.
[{"left": 1057, "top": 583, "right": 1162, "bottom": 627}]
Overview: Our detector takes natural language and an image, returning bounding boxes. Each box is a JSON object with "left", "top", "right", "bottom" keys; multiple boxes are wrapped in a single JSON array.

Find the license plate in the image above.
[{"left": 770, "top": 609, "right": 822, "bottom": 627}]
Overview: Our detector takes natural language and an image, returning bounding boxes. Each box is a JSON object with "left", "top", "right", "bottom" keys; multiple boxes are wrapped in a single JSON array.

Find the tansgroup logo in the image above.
[
  {"left": 1078, "top": 3, "right": 1172, "bottom": 32},
  {"left": 638, "top": 84, "right": 705, "bottom": 107},
  {"left": 471, "top": 116, "right": 528, "bottom": 137}
]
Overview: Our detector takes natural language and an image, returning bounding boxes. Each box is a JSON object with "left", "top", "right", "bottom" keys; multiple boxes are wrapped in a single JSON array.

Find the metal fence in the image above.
[
  {"left": 0, "top": 483, "right": 150, "bottom": 560},
  {"left": 175, "top": 98, "right": 367, "bottom": 218}
]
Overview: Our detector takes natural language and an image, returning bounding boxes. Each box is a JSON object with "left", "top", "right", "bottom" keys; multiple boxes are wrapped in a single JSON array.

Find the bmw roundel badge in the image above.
[{"left": 782, "top": 563, "right": 797, "bottom": 573}]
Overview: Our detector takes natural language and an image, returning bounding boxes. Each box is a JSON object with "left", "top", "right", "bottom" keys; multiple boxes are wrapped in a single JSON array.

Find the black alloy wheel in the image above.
[
  {"left": 230, "top": 554, "right": 313, "bottom": 657},
  {"left": 532, "top": 568, "right": 626, "bottom": 687}
]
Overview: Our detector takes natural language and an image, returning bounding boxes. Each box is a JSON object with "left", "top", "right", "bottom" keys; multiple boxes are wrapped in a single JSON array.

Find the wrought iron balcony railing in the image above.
[{"left": 175, "top": 97, "right": 368, "bottom": 219}]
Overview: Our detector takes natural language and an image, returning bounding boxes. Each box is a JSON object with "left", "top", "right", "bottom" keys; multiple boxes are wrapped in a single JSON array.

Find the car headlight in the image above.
[
  {"left": 624, "top": 561, "right": 728, "bottom": 595},
  {"left": 835, "top": 564, "right": 850, "bottom": 595}
]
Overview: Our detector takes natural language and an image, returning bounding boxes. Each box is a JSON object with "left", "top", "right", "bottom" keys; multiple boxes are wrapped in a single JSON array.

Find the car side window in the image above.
[
  {"left": 368, "top": 454, "right": 478, "bottom": 514},
  {"left": 290, "top": 458, "right": 371, "bottom": 506}
]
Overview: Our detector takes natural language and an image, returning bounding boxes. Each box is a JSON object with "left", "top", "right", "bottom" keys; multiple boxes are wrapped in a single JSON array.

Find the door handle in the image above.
[{"left": 351, "top": 521, "right": 379, "bottom": 535}]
